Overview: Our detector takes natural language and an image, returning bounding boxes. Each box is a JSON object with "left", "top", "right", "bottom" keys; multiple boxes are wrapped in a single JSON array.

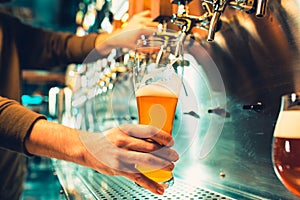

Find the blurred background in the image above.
[{"left": 1, "top": 0, "right": 127, "bottom": 116}]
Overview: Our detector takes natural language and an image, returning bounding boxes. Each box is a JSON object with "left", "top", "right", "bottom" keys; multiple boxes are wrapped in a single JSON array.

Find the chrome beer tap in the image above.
[
  {"left": 171, "top": 0, "right": 268, "bottom": 41},
  {"left": 205, "top": 0, "right": 228, "bottom": 41},
  {"left": 255, "top": 0, "right": 268, "bottom": 18},
  {"left": 226, "top": 0, "right": 268, "bottom": 17},
  {"left": 204, "top": 0, "right": 268, "bottom": 40},
  {"left": 171, "top": 0, "right": 214, "bottom": 36}
]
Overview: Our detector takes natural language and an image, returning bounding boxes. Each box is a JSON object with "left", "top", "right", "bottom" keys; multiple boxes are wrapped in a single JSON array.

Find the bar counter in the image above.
[{"left": 52, "top": 159, "right": 256, "bottom": 200}]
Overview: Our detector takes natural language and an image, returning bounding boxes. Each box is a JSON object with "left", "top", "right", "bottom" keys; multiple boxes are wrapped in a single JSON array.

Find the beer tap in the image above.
[
  {"left": 205, "top": 0, "right": 268, "bottom": 41},
  {"left": 255, "top": 0, "right": 268, "bottom": 18},
  {"left": 171, "top": 0, "right": 214, "bottom": 36},
  {"left": 171, "top": 0, "right": 268, "bottom": 42},
  {"left": 205, "top": 0, "right": 228, "bottom": 41},
  {"left": 226, "top": 0, "right": 267, "bottom": 17}
]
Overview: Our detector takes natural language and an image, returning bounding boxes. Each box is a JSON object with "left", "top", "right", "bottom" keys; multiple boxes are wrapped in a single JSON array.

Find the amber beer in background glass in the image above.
[
  {"left": 133, "top": 37, "right": 183, "bottom": 187},
  {"left": 272, "top": 93, "right": 300, "bottom": 197}
]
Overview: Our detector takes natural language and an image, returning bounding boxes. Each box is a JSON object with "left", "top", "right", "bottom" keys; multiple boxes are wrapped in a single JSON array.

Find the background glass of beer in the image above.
[
  {"left": 272, "top": 92, "right": 300, "bottom": 197},
  {"left": 132, "top": 36, "right": 182, "bottom": 188}
]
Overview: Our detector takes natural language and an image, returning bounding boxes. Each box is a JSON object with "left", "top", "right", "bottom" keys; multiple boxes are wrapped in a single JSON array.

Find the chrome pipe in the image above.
[
  {"left": 256, "top": 0, "right": 267, "bottom": 17},
  {"left": 207, "top": 11, "right": 221, "bottom": 41}
]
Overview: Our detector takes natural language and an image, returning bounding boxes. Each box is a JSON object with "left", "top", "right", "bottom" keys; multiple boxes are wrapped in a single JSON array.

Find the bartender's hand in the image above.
[
  {"left": 95, "top": 10, "right": 158, "bottom": 56},
  {"left": 25, "top": 120, "right": 178, "bottom": 195},
  {"left": 80, "top": 124, "right": 179, "bottom": 195}
]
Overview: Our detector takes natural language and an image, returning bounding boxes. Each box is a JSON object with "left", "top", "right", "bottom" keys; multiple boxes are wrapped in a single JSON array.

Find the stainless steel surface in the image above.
[
  {"left": 54, "top": 160, "right": 259, "bottom": 200},
  {"left": 177, "top": 0, "right": 300, "bottom": 199}
]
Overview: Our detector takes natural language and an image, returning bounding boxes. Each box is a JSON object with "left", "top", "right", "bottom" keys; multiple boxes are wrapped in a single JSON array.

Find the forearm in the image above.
[
  {"left": 25, "top": 119, "right": 86, "bottom": 165},
  {"left": 94, "top": 31, "right": 116, "bottom": 57}
]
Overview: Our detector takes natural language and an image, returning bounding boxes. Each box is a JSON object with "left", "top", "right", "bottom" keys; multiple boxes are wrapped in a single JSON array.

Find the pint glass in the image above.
[
  {"left": 133, "top": 37, "right": 182, "bottom": 188},
  {"left": 272, "top": 92, "right": 300, "bottom": 197}
]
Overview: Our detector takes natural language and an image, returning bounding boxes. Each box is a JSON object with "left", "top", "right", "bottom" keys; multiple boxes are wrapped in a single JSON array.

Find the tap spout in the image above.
[
  {"left": 207, "top": 11, "right": 222, "bottom": 41},
  {"left": 256, "top": 0, "right": 267, "bottom": 18},
  {"left": 206, "top": 0, "right": 228, "bottom": 41}
]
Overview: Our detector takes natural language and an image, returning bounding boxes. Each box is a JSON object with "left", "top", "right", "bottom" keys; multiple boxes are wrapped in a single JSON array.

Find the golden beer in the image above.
[{"left": 135, "top": 84, "right": 178, "bottom": 184}]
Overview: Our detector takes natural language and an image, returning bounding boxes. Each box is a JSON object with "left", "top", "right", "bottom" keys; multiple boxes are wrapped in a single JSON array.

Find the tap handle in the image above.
[
  {"left": 206, "top": 0, "right": 228, "bottom": 41},
  {"left": 171, "top": 14, "right": 195, "bottom": 34},
  {"left": 256, "top": 0, "right": 267, "bottom": 18},
  {"left": 207, "top": 11, "right": 222, "bottom": 41}
]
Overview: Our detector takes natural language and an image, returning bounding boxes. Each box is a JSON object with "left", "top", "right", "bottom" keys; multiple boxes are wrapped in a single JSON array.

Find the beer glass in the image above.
[
  {"left": 132, "top": 36, "right": 182, "bottom": 188},
  {"left": 272, "top": 92, "right": 300, "bottom": 197}
]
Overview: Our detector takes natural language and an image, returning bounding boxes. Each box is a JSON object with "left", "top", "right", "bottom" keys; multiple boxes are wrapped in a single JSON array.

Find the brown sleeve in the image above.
[
  {"left": 0, "top": 96, "right": 46, "bottom": 155},
  {"left": 5, "top": 13, "right": 100, "bottom": 69}
]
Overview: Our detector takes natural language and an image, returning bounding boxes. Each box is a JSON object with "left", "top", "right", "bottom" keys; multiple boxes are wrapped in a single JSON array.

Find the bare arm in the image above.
[
  {"left": 24, "top": 119, "right": 85, "bottom": 162},
  {"left": 25, "top": 119, "right": 178, "bottom": 195}
]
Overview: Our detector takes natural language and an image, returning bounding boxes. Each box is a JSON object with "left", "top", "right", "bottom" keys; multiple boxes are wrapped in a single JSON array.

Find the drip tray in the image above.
[
  {"left": 80, "top": 173, "right": 233, "bottom": 200},
  {"left": 54, "top": 161, "right": 255, "bottom": 200}
]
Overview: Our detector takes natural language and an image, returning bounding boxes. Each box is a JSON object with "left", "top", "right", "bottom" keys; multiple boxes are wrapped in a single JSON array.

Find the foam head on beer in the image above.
[
  {"left": 274, "top": 110, "right": 300, "bottom": 138},
  {"left": 135, "top": 65, "right": 182, "bottom": 97},
  {"left": 135, "top": 83, "right": 179, "bottom": 98}
]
